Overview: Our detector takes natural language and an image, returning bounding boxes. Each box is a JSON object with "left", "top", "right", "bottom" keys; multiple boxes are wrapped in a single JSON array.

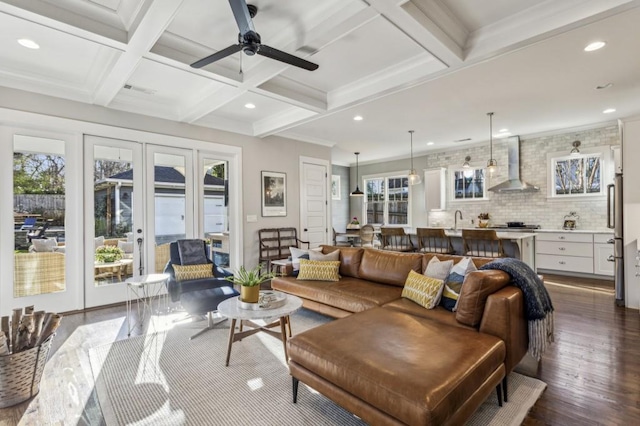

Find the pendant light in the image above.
[
  {"left": 407, "top": 130, "right": 422, "bottom": 185},
  {"left": 570, "top": 140, "right": 581, "bottom": 155},
  {"left": 462, "top": 155, "right": 471, "bottom": 168},
  {"left": 486, "top": 112, "right": 497, "bottom": 173},
  {"left": 350, "top": 152, "right": 364, "bottom": 197}
]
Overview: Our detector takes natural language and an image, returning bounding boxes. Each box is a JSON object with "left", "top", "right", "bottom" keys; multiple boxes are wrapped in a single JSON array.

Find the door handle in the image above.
[
  {"left": 607, "top": 238, "right": 614, "bottom": 244},
  {"left": 304, "top": 228, "right": 308, "bottom": 232},
  {"left": 607, "top": 184, "right": 615, "bottom": 229},
  {"left": 607, "top": 255, "right": 615, "bottom": 262}
]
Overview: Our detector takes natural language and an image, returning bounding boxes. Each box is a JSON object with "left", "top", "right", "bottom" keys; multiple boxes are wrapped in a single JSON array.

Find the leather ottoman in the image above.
[{"left": 288, "top": 307, "right": 506, "bottom": 425}]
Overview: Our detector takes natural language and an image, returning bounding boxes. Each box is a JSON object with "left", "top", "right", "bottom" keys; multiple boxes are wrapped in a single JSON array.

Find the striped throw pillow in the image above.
[
  {"left": 173, "top": 263, "right": 213, "bottom": 281},
  {"left": 402, "top": 270, "right": 445, "bottom": 309},
  {"left": 296, "top": 259, "right": 341, "bottom": 282}
]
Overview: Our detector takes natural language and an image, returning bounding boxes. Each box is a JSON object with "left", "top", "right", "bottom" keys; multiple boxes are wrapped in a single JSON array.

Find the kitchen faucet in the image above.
[{"left": 454, "top": 210, "right": 463, "bottom": 230}]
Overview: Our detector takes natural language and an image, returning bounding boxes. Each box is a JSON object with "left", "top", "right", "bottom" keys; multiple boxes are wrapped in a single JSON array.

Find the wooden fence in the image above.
[{"left": 14, "top": 195, "right": 65, "bottom": 217}]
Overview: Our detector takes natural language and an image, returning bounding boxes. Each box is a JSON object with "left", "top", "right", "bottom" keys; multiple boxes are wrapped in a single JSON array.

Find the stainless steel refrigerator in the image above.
[{"left": 607, "top": 144, "right": 624, "bottom": 306}]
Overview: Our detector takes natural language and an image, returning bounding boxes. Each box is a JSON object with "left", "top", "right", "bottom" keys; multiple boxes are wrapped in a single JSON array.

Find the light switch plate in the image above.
[{"left": 247, "top": 215, "right": 257, "bottom": 223}]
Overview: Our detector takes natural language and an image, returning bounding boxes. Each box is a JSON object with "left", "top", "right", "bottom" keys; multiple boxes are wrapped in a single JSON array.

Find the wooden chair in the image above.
[
  {"left": 333, "top": 228, "right": 352, "bottom": 247},
  {"left": 380, "top": 227, "right": 414, "bottom": 252},
  {"left": 416, "top": 228, "right": 454, "bottom": 254},
  {"left": 259, "top": 228, "right": 309, "bottom": 271},
  {"left": 359, "top": 224, "right": 380, "bottom": 248},
  {"left": 462, "top": 229, "right": 504, "bottom": 258}
]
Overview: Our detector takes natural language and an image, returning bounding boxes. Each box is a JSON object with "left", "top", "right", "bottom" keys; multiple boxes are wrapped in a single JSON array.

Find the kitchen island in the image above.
[{"left": 408, "top": 228, "right": 537, "bottom": 269}]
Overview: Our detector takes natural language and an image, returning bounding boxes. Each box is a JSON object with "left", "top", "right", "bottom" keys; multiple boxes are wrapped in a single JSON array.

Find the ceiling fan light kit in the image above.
[{"left": 191, "top": 0, "right": 318, "bottom": 71}]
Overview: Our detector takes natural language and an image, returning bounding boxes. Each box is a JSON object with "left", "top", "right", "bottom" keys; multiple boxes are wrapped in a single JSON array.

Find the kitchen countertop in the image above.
[
  {"left": 445, "top": 230, "right": 537, "bottom": 240},
  {"left": 409, "top": 228, "right": 537, "bottom": 240},
  {"left": 533, "top": 228, "right": 613, "bottom": 234}
]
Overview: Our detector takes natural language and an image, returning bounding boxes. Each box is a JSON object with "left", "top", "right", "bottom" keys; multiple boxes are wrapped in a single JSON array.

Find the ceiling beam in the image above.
[
  {"left": 179, "top": 3, "right": 377, "bottom": 125},
  {"left": 365, "top": 0, "right": 463, "bottom": 66},
  {"left": 93, "top": 0, "right": 186, "bottom": 106}
]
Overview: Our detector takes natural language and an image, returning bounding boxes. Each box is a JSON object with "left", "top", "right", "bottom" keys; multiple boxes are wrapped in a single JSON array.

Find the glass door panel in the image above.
[
  {"left": 202, "top": 158, "right": 230, "bottom": 268},
  {"left": 85, "top": 136, "right": 142, "bottom": 308},
  {"left": 13, "top": 136, "right": 66, "bottom": 296},
  {"left": 147, "top": 146, "right": 193, "bottom": 273},
  {"left": 5, "top": 133, "right": 78, "bottom": 313}
]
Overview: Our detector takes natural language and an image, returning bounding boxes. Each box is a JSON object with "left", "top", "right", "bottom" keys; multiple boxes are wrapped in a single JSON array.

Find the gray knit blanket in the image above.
[{"left": 480, "top": 258, "right": 554, "bottom": 361}]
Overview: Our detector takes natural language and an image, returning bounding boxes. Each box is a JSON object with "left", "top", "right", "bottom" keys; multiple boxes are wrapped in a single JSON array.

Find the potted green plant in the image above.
[
  {"left": 225, "top": 264, "right": 275, "bottom": 303},
  {"left": 95, "top": 245, "right": 124, "bottom": 263}
]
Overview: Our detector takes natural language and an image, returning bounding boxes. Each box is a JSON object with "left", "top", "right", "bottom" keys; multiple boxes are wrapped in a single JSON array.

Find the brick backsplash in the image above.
[{"left": 425, "top": 125, "right": 620, "bottom": 231}]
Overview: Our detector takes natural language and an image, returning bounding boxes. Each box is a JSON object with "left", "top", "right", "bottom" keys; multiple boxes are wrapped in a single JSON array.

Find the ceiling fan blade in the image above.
[
  {"left": 257, "top": 45, "right": 319, "bottom": 71},
  {"left": 191, "top": 44, "right": 243, "bottom": 68},
  {"left": 228, "top": 0, "right": 255, "bottom": 35}
]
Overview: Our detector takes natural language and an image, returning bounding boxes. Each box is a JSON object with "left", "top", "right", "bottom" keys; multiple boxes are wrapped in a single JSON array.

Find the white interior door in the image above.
[
  {"left": 300, "top": 158, "right": 329, "bottom": 247},
  {"left": 84, "top": 136, "right": 143, "bottom": 308}
]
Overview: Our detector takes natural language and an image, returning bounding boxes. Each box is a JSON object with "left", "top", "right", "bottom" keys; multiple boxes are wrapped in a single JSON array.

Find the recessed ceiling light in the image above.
[
  {"left": 603, "top": 108, "right": 616, "bottom": 114},
  {"left": 596, "top": 83, "right": 613, "bottom": 90},
  {"left": 584, "top": 41, "right": 606, "bottom": 52},
  {"left": 17, "top": 38, "right": 39, "bottom": 49},
  {"left": 498, "top": 128, "right": 509, "bottom": 133},
  {"left": 353, "top": 115, "right": 363, "bottom": 121},
  {"left": 426, "top": 141, "right": 434, "bottom": 146},
  {"left": 244, "top": 103, "right": 256, "bottom": 109}
]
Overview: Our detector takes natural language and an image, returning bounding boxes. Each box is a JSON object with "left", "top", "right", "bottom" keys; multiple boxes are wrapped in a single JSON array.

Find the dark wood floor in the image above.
[
  {"left": 2, "top": 274, "right": 637, "bottom": 425},
  {"left": 522, "top": 275, "right": 639, "bottom": 425}
]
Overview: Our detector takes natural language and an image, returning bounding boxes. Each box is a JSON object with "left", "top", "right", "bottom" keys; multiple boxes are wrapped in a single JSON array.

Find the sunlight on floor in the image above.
[{"left": 545, "top": 280, "right": 615, "bottom": 295}]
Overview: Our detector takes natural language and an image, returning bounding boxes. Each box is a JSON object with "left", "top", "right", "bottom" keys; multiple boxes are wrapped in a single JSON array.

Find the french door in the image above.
[
  {"left": 1, "top": 127, "right": 82, "bottom": 314},
  {"left": 84, "top": 136, "right": 144, "bottom": 307}
]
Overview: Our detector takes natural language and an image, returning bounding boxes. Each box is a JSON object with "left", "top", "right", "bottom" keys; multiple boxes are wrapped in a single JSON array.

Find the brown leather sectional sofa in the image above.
[{"left": 271, "top": 246, "right": 528, "bottom": 425}]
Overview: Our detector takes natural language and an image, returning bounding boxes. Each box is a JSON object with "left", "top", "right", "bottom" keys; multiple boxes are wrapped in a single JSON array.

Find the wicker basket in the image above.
[{"left": 0, "top": 334, "right": 54, "bottom": 408}]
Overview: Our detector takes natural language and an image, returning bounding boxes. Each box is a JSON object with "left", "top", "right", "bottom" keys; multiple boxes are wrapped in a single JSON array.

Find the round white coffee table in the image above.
[
  {"left": 125, "top": 273, "right": 170, "bottom": 336},
  {"left": 218, "top": 291, "right": 303, "bottom": 366}
]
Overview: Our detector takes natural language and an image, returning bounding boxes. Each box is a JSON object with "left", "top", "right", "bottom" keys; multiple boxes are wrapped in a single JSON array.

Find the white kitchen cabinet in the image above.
[
  {"left": 593, "top": 234, "right": 614, "bottom": 276},
  {"left": 535, "top": 232, "right": 615, "bottom": 277},
  {"left": 424, "top": 168, "right": 445, "bottom": 211},
  {"left": 535, "top": 232, "right": 594, "bottom": 274}
]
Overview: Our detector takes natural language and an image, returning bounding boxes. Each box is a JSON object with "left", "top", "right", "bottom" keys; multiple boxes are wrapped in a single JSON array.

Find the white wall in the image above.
[
  {"left": 0, "top": 86, "right": 331, "bottom": 270},
  {"left": 621, "top": 117, "right": 640, "bottom": 310}
]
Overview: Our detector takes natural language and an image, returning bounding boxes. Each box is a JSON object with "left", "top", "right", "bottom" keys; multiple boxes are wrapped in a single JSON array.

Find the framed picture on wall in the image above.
[
  {"left": 331, "top": 175, "right": 341, "bottom": 200},
  {"left": 261, "top": 171, "right": 287, "bottom": 216}
]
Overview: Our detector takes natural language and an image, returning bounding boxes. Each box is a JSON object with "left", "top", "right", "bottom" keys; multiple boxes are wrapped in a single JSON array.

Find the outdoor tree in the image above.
[{"left": 13, "top": 153, "right": 66, "bottom": 194}]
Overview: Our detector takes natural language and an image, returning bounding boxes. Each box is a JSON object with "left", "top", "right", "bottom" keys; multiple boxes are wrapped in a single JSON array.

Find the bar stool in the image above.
[
  {"left": 416, "top": 228, "right": 454, "bottom": 254},
  {"left": 462, "top": 229, "right": 504, "bottom": 258},
  {"left": 380, "top": 227, "right": 414, "bottom": 252}
]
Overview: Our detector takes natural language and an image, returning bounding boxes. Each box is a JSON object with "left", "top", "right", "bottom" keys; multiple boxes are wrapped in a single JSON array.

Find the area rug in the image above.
[{"left": 89, "top": 309, "right": 546, "bottom": 425}]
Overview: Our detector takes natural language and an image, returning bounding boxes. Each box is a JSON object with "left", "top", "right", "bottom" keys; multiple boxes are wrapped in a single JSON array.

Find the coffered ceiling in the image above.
[{"left": 1, "top": 0, "right": 639, "bottom": 165}]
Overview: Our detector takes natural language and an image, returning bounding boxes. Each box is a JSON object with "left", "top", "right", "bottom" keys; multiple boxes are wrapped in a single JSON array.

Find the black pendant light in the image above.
[{"left": 350, "top": 152, "right": 364, "bottom": 197}]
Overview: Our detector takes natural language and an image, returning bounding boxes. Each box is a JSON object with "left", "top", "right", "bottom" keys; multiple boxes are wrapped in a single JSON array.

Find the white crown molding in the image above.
[{"left": 277, "top": 131, "right": 336, "bottom": 148}]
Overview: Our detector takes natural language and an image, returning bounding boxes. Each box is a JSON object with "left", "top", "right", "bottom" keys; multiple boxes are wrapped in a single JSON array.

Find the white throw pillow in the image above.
[
  {"left": 450, "top": 257, "right": 478, "bottom": 276},
  {"left": 309, "top": 250, "right": 340, "bottom": 262},
  {"left": 289, "top": 246, "right": 323, "bottom": 271},
  {"left": 424, "top": 256, "right": 454, "bottom": 281},
  {"left": 118, "top": 240, "right": 134, "bottom": 254},
  {"left": 94, "top": 236, "right": 105, "bottom": 250},
  {"left": 32, "top": 238, "right": 57, "bottom": 253}
]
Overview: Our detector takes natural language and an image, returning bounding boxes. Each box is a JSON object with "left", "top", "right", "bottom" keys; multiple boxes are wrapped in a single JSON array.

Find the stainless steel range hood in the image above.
[{"left": 488, "top": 136, "right": 540, "bottom": 193}]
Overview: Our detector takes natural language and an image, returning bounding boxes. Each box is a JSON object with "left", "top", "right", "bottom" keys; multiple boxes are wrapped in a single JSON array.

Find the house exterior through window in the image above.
[
  {"left": 552, "top": 152, "right": 602, "bottom": 196},
  {"left": 364, "top": 174, "right": 409, "bottom": 225},
  {"left": 451, "top": 167, "right": 486, "bottom": 200}
]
